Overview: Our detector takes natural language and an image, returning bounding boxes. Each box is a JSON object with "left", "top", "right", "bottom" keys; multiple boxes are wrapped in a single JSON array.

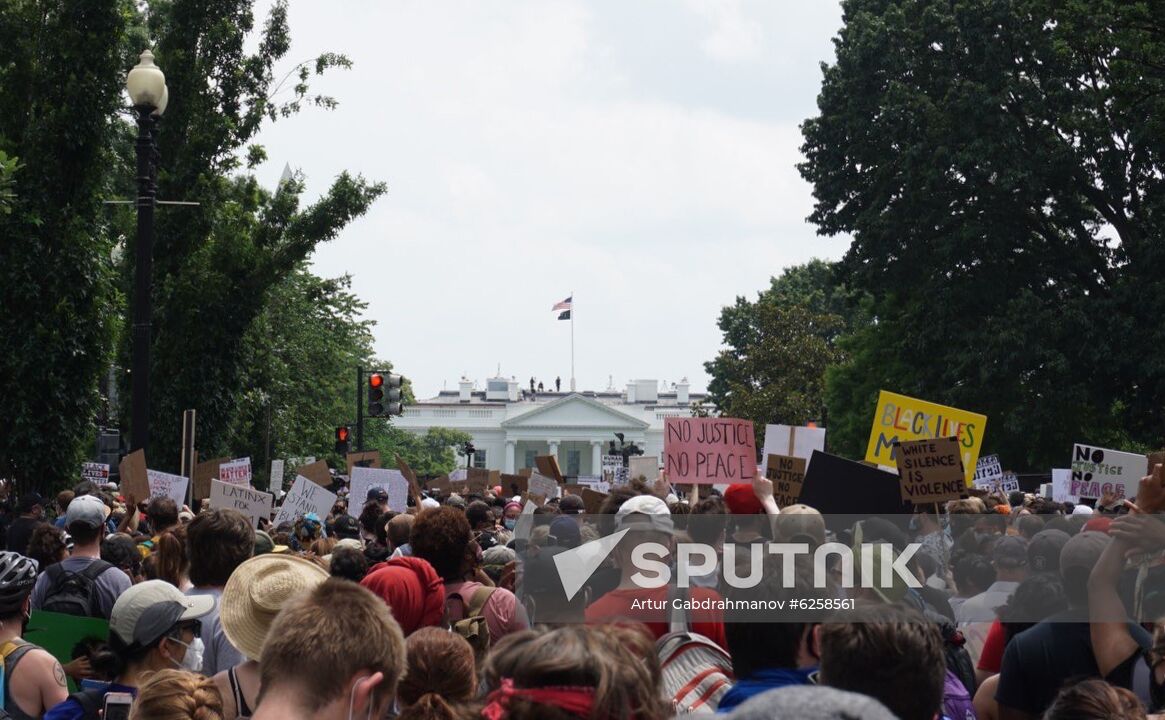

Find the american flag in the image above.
[{"left": 552, "top": 296, "right": 572, "bottom": 312}]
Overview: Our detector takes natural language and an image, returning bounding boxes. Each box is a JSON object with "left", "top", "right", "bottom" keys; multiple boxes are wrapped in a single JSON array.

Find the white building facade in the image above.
[{"left": 394, "top": 377, "right": 706, "bottom": 477}]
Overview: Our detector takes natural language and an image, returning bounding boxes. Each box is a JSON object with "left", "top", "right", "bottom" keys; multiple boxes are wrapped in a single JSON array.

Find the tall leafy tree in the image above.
[
  {"left": 0, "top": 0, "right": 134, "bottom": 492},
  {"left": 800, "top": 0, "right": 1165, "bottom": 469}
]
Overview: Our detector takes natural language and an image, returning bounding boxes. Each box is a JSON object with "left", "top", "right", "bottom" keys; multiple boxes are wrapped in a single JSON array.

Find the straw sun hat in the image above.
[{"left": 220, "top": 554, "right": 329, "bottom": 661}]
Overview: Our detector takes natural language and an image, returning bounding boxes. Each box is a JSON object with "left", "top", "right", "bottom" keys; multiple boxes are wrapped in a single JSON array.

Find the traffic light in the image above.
[
  {"left": 368, "top": 372, "right": 405, "bottom": 417},
  {"left": 335, "top": 426, "right": 351, "bottom": 455}
]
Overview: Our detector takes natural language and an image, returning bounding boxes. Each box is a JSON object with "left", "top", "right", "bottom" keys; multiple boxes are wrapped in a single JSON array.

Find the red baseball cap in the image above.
[{"left": 724, "top": 483, "right": 763, "bottom": 515}]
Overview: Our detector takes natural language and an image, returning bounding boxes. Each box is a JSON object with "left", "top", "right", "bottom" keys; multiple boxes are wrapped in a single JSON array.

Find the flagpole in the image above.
[{"left": 570, "top": 290, "right": 576, "bottom": 392}]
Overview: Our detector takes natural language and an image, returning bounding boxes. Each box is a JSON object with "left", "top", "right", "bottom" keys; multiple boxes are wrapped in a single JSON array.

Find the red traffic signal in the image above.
[
  {"left": 369, "top": 373, "right": 384, "bottom": 389},
  {"left": 336, "top": 426, "right": 350, "bottom": 443}
]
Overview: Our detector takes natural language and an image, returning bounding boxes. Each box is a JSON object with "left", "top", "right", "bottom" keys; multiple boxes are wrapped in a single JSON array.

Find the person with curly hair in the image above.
[
  {"left": 129, "top": 669, "right": 224, "bottom": 720},
  {"left": 25, "top": 524, "right": 68, "bottom": 575}
]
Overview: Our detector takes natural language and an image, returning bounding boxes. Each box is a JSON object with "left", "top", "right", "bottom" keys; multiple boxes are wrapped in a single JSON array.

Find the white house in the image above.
[{"left": 394, "top": 376, "right": 707, "bottom": 476}]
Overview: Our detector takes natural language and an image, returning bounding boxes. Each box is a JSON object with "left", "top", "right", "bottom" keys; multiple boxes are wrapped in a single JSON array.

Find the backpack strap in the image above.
[
  {"left": 465, "top": 586, "right": 496, "bottom": 618},
  {"left": 667, "top": 585, "right": 689, "bottom": 634},
  {"left": 79, "top": 559, "right": 113, "bottom": 581},
  {"left": 68, "top": 687, "right": 107, "bottom": 718}
]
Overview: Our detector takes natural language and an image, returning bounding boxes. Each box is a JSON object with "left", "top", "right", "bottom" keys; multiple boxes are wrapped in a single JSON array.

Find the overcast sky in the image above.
[{"left": 252, "top": 0, "right": 851, "bottom": 398}]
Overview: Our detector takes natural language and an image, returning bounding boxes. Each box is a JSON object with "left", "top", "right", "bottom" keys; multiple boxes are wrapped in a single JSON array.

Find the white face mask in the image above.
[
  {"left": 349, "top": 675, "right": 375, "bottom": 720},
  {"left": 168, "top": 636, "right": 204, "bottom": 673}
]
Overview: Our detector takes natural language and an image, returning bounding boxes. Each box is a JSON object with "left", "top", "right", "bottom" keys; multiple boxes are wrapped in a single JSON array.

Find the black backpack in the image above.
[{"left": 41, "top": 560, "right": 114, "bottom": 617}]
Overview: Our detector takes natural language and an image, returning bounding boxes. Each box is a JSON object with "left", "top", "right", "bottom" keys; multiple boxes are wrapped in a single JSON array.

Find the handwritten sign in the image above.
[
  {"left": 194, "top": 457, "right": 230, "bottom": 500},
  {"left": 765, "top": 454, "right": 806, "bottom": 507},
  {"left": 1051, "top": 468, "right": 1079, "bottom": 503},
  {"left": 296, "top": 460, "right": 331, "bottom": 488},
  {"left": 274, "top": 475, "right": 337, "bottom": 527},
  {"left": 973, "top": 454, "right": 1004, "bottom": 490},
  {"left": 762, "top": 425, "right": 826, "bottom": 468},
  {"left": 664, "top": 417, "right": 757, "bottom": 484},
  {"left": 218, "top": 458, "right": 252, "bottom": 487},
  {"left": 350, "top": 467, "right": 409, "bottom": 512},
  {"left": 895, "top": 437, "right": 965, "bottom": 504},
  {"left": 346, "top": 451, "right": 381, "bottom": 474},
  {"left": 1070, "top": 444, "right": 1148, "bottom": 499},
  {"left": 629, "top": 456, "right": 659, "bottom": 483},
  {"left": 999, "top": 471, "right": 1021, "bottom": 494},
  {"left": 528, "top": 473, "right": 560, "bottom": 501},
  {"left": 81, "top": 462, "right": 110, "bottom": 483},
  {"left": 269, "top": 460, "right": 284, "bottom": 494},
  {"left": 147, "top": 470, "right": 189, "bottom": 506},
  {"left": 118, "top": 450, "right": 149, "bottom": 501},
  {"left": 449, "top": 468, "right": 468, "bottom": 483},
  {"left": 866, "top": 391, "right": 986, "bottom": 485},
  {"left": 209, "top": 480, "right": 273, "bottom": 528}
]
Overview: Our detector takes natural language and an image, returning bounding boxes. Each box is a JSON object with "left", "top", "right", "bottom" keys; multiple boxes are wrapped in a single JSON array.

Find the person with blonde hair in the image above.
[
  {"left": 395, "top": 627, "right": 477, "bottom": 720},
  {"left": 129, "top": 669, "right": 224, "bottom": 720}
]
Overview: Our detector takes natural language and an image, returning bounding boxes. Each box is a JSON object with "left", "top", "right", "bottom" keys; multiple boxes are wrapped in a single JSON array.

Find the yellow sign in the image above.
[{"left": 865, "top": 390, "right": 986, "bottom": 485}]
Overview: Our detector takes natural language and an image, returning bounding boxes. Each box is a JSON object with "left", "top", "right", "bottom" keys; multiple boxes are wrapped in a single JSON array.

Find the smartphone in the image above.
[{"left": 103, "top": 692, "right": 133, "bottom": 720}]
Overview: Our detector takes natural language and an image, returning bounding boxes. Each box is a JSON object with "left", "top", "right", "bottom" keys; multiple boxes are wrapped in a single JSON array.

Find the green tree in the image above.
[
  {"left": 0, "top": 151, "right": 19, "bottom": 214},
  {"left": 0, "top": 0, "right": 133, "bottom": 492},
  {"left": 364, "top": 425, "right": 473, "bottom": 478},
  {"left": 705, "top": 261, "right": 862, "bottom": 450},
  {"left": 800, "top": 0, "right": 1165, "bottom": 470}
]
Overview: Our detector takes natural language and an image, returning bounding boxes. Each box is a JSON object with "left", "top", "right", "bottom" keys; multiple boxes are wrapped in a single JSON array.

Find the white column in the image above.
[
  {"left": 548, "top": 440, "right": 560, "bottom": 465},
  {"left": 591, "top": 441, "right": 603, "bottom": 477},
  {"left": 504, "top": 440, "right": 516, "bottom": 474}
]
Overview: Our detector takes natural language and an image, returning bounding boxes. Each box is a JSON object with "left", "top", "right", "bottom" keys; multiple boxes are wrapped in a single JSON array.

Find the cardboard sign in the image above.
[
  {"left": 581, "top": 488, "right": 608, "bottom": 514},
  {"left": 346, "top": 450, "right": 382, "bottom": 474},
  {"left": 450, "top": 481, "right": 469, "bottom": 495},
  {"left": 799, "top": 451, "right": 913, "bottom": 526},
  {"left": 218, "top": 457, "right": 252, "bottom": 487},
  {"left": 81, "top": 462, "right": 110, "bottom": 483},
  {"left": 1051, "top": 468, "right": 1079, "bottom": 503},
  {"left": 274, "top": 475, "right": 337, "bottom": 527},
  {"left": 762, "top": 425, "right": 826, "bottom": 468},
  {"left": 765, "top": 454, "right": 806, "bottom": 508},
  {"left": 269, "top": 459, "right": 284, "bottom": 494},
  {"left": 973, "top": 454, "right": 1004, "bottom": 489},
  {"left": 535, "top": 455, "right": 564, "bottom": 484},
  {"left": 428, "top": 475, "right": 452, "bottom": 494},
  {"left": 528, "top": 473, "right": 560, "bottom": 500},
  {"left": 449, "top": 468, "right": 468, "bottom": 483},
  {"left": 865, "top": 391, "right": 986, "bottom": 485},
  {"left": 896, "top": 438, "right": 966, "bottom": 504},
  {"left": 193, "top": 457, "right": 230, "bottom": 500},
  {"left": 296, "top": 460, "right": 332, "bottom": 488},
  {"left": 563, "top": 483, "right": 586, "bottom": 496},
  {"left": 489, "top": 470, "right": 501, "bottom": 488},
  {"left": 467, "top": 468, "right": 490, "bottom": 492},
  {"left": 629, "top": 456, "right": 659, "bottom": 483},
  {"left": 209, "top": 480, "right": 273, "bottom": 528},
  {"left": 664, "top": 417, "right": 757, "bottom": 484},
  {"left": 147, "top": 470, "right": 189, "bottom": 506},
  {"left": 118, "top": 450, "right": 149, "bottom": 501},
  {"left": 350, "top": 467, "right": 409, "bottom": 513},
  {"left": 501, "top": 474, "right": 528, "bottom": 497},
  {"left": 1070, "top": 444, "right": 1148, "bottom": 499}
]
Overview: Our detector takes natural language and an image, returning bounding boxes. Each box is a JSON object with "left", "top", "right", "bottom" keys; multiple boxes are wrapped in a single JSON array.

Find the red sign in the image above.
[{"left": 664, "top": 417, "right": 757, "bottom": 484}]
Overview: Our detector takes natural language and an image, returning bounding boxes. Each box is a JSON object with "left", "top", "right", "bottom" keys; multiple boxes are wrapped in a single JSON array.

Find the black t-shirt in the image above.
[
  {"left": 995, "top": 609, "right": 1151, "bottom": 716},
  {"left": 5, "top": 516, "right": 43, "bottom": 554}
]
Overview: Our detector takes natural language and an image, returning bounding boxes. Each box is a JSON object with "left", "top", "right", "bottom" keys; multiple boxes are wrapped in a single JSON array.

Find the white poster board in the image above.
[
  {"left": 529, "top": 472, "right": 560, "bottom": 500},
  {"left": 274, "top": 475, "right": 337, "bottom": 527},
  {"left": 209, "top": 480, "right": 273, "bottom": 528},
  {"left": 350, "top": 466, "right": 409, "bottom": 513},
  {"left": 147, "top": 470, "right": 189, "bottom": 506},
  {"left": 973, "top": 454, "right": 1004, "bottom": 489},
  {"left": 1051, "top": 468, "right": 1079, "bottom": 503},
  {"left": 762, "top": 425, "right": 826, "bottom": 469},
  {"left": 1070, "top": 444, "right": 1148, "bottom": 499},
  {"left": 629, "top": 456, "right": 659, "bottom": 483},
  {"left": 219, "top": 457, "right": 252, "bottom": 487},
  {"left": 449, "top": 468, "right": 468, "bottom": 483},
  {"left": 269, "top": 459, "right": 284, "bottom": 494},
  {"left": 576, "top": 476, "right": 610, "bottom": 493},
  {"left": 81, "top": 462, "right": 110, "bottom": 483},
  {"left": 999, "top": 471, "right": 1021, "bottom": 494}
]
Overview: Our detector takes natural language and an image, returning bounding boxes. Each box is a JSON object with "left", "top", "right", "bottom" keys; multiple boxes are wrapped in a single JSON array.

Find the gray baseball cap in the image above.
[
  {"left": 65, "top": 495, "right": 109, "bottom": 529},
  {"left": 110, "top": 580, "right": 214, "bottom": 647}
]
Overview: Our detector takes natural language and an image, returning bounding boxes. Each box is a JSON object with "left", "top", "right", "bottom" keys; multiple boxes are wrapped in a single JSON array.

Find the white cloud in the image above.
[{"left": 686, "top": 0, "right": 764, "bottom": 63}]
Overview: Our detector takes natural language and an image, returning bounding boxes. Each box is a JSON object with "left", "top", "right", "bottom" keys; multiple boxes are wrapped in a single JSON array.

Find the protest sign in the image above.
[
  {"left": 535, "top": 455, "right": 564, "bottom": 483},
  {"left": 449, "top": 468, "right": 468, "bottom": 483},
  {"left": 209, "top": 480, "right": 273, "bottom": 528},
  {"left": 762, "top": 425, "right": 826, "bottom": 468},
  {"left": 865, "top": 391, "right": 986, "bottom": 485},
  {"left": 1051, "top": 468, "right": 1079, "bottom": 503},
  {"left": 219, "top": 457, "right": 252, "bottom": 487},
  {"left": 274, "top": 475, "right": 337, "bottom": 526},
  {"left": 81, "top": 462, "right": 110, "bottom": 484},
  {"left": 601, "top": 455, "right": 622, "bottom": 484},
  {"left": 147, "top": 470, "right": 189, "bottom": 506},
  {"left": 118, "top": 450, "right": 149, "bottom": 501},
  {"left": 1000, "top": 471, "right": 1021, "bottom": 494},
  {"left": 581, "top": 488, "right": 607, "bottom": 514},
  {"left": 664, "top": 417, "right": 757, "bottom": 484},
  {"left": 895, "top": 438, "right": 966, "bottom": 505},
  {"left": 467, "top": 468, "right": 490, "bottom": 492},
  {"left": 764, "top": 454, "right": 806, "bottom": 508},
  {"left": 193, "top": 456, "right": 230, "bottom": 500},
  {"left": 501, "top": 474, "right": 528, "bottom": 497},
  {"left": 296, "top": 460, "right": 331, "bottom": 488},
  {"left": 346, "top": 450, "right": 381, "bottom": 474},
  {"left": 429, "top": 475, "right": 452, "bottom": 494},
  {"left": 629, "top": 456, "right": 659, "bottom": 483},
  {"left": 799, "top": 451, "right": 912, "bottom": 527},
  {"left": 528, "top": 473, "right": 560, "bottom": 501},
  {"left": 269, "top": 459, "right": 284, "bottom": 494},
  {"left": 575, "top": 476, "right": 610, "bottom": 493},
  {"left": 26, "top": 611, "right": 108, "bottom": 693},
  {"left": 350, "top": 467, "right": 409, "bottom": 512},
  {"left": 563, "top": 483, "right": 585, "bottom": 496},
  {"left": 973, "top": 454, "right": 1004, "bottom": 490},
  {"left": 1069, "top": 444, "right": 1148, "bottom": 499}
]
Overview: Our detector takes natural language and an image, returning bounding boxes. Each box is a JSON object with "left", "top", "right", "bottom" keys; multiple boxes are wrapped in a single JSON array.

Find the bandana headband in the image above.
[{"left": 481, "top": 678, "right": 595, "bottom": 720}]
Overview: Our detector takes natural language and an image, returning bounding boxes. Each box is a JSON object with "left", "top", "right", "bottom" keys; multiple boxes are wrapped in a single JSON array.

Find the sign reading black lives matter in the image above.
[
  {"left": 765, "top": 454, "right": 806, "bottom": 507},
  {"left": 895, "top": 437, "right": 965, "bottom": 504}
]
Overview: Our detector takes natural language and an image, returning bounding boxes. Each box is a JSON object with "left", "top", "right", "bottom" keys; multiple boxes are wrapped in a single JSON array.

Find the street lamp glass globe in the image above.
[
  {"left": 152, "top": 84, "right": 169, "bottom": 117},
  {"left": 126, "top": 50, "right": 166, "bottom": 108}
]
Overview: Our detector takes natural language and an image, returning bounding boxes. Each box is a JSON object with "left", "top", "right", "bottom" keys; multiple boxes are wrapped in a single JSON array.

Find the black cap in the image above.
[
  {"left": 332, "top": 514, "right": 361, "bottom": 540},
  {"left": 16, "top": 493, "right": 44, "bottom": 513},
  {"left": 366, "top": 487, "right": 389, "bottom": 503}
]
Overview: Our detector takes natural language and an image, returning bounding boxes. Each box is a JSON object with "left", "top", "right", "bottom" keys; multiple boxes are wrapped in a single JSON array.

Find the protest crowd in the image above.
[{"left": 1, "top": 445, "right": 1164, "bottom": 720}]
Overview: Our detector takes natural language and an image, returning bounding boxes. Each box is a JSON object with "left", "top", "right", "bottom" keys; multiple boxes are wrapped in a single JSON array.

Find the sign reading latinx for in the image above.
[
  {"left": 664, "top": 417, "right": 756, "bottom": 484},
  {"left": 865, "top": 390, "right": 986, "bottom": 485}
]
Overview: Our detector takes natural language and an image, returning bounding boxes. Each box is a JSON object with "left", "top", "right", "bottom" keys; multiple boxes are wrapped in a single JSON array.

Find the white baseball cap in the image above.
[{"left": 614, "top": 494, "right": 674, "bottom": 533}]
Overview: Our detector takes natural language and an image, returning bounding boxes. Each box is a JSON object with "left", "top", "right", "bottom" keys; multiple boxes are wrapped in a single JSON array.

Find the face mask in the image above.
[
  {"left": 168, "top": 636, "right": 204, "bottom": 673},
  {"left": 504, "top": 519, "right": 516, "bottom": 531},
  {"left": 349, "top": 675, "right": 375, "bottom": 720}
]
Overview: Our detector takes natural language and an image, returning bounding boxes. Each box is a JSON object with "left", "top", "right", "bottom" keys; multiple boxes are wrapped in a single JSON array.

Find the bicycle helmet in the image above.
[{"left": 0, "top": 551, "right": 38, "bottom": 614}]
